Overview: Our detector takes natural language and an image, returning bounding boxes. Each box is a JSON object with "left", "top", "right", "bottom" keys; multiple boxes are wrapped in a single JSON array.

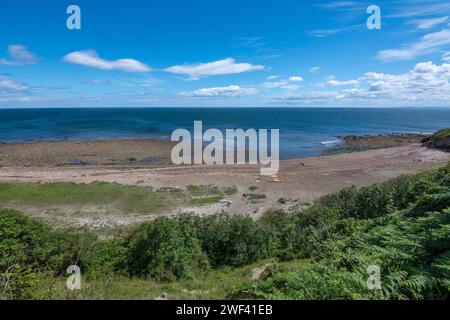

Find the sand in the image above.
[{"left": 0, "top": 139, "right": 448, "bottom": 219}]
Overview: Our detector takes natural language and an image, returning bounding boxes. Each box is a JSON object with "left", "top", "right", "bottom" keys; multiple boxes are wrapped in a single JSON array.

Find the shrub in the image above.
[
  {"left": 0, "top": 209, "right": 79, "bottom": 275},
  {"left": 186, "top": 213, "right": 274, "bottom": 267},
  {"left": 125, "top": 217, "right": 208, "bottom": 281}
]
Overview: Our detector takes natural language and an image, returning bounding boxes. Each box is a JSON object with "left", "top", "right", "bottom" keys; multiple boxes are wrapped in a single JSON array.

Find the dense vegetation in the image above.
[{"left": 1, "top": 163, "right": 449, "bottom": 300}]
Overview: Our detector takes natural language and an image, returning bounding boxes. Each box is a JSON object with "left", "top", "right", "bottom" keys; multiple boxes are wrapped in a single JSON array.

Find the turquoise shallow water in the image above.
[{"left": 0, "top": 107, "right": 449, "bottom": 159}]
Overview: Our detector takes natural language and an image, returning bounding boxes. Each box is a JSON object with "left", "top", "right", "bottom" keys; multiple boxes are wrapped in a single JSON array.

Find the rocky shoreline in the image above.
[
  {"left": 0, "top": 139, "right": 175, "bottom": 168},
  {"left": 323, "top": 133, "right": 428, "bottom": 155},
  {"left": 0, "top": 132, "right": 444, "bottom": 168}
]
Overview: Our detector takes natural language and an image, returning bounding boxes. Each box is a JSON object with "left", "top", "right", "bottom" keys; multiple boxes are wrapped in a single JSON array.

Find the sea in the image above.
[{"left": 0, "top": 107, "right": 449, "bottom": 159}]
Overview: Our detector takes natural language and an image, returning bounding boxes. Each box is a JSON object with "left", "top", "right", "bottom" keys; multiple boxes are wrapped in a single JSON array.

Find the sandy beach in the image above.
[{"left": 0, "top": 138, "right": 448, "bottom": 223}]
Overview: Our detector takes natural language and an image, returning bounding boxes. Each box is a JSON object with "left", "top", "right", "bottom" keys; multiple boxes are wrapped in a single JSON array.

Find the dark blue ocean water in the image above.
[{"left": 0, "top": 108, "right": 449, "bottom": 159}]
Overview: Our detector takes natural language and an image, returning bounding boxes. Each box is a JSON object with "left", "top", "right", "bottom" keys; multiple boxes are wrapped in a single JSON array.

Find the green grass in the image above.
[
  {"left": 433, "top": 128, "right": 450, "bottom": 140},
  {"left": 190, "top": 195, "right": 224, "bottom": 206},
  {"left": 223, "top": 185, "right": 238, "bottom": 195},
  {"left": 47, "top": 259, "right": 310, "bottom": 300},
  {"left": 0, "top": 182, "right": 226, "bottom": 216},
  {"left": 243, "top": 193, "right": 266, "bottom": 204}
]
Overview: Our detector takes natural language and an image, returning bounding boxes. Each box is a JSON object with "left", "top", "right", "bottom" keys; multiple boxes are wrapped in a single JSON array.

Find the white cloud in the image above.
[
  {"left": 386, "top": 3, "right": 450, "bottom": 19},
  {"left": 308, "top": 24, "right": 360, "bottom": 38},
  {"left": 0, "top": 78, "right": 28, "bottom": 91},
  {"left": 443, "top": 51, "right": 450, "bottom": 62},
  {"left": 0, "top": 45, "right": 38, "bottom": 66},
  {"left": 321, "top": 1, "right": 359, "bottom": 9},
  {"left": 262, "top": 76, "right": 304, "bottom": 89},
  {"left": 262, "top": 80, "right": 289, "bottom": 89},
  {"left": 63, "top": 50, "right": 151, "bottom": 72},
  {"left": 83, "top": 79, "right": 112, "bottom": 85},
  {"left": 409, "top": 16, "right": 448, "bottom": 29},
  {"left": 270, "top": 61, "right": 450, "bottom": 106},
  {"left": 165, "top": 58, "right": 264, "bottom": 80},
  {"left": 309, "top": 66, "right": 321, "bottom": 74},
  {"left": 266, "top": 75, "right": 280, "bottom": 80},
  {"left": 181, "top": 85, "right": 258, "bottom": 97},
  {"left": 323, "top": 75, "right": 359, "bottom": 87},
  {"left": 377, "top": 29, "right": 450, "bottom": 62},
  {"left": 289, "top": 76, "right": 304, "bottom": 82}
]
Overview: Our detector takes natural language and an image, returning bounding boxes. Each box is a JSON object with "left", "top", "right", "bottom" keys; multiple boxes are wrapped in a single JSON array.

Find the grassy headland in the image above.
[{"left": 422, "top": 128, "right": 450, "bottom": 150}]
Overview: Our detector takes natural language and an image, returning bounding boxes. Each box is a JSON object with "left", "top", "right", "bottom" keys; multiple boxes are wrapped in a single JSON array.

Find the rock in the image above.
[
  {"left": 251, "top": 264, "right": 272, "bottom": 280},
  {"left": 271, "top": 175, "right": 281, "bottom": 182},
  {"left": 220, "top": 199, "right": 232, "bottom": 206}
]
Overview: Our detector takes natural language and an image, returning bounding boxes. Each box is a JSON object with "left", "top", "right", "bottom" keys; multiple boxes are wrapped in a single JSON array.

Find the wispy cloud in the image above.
[
  {"left": 309, "top": 66, "right": 321, "bottom": 74},
  {"left": 408, "top": 16, "right": 448, "bottom": 29},
  {"left": 377, "top": 29, "right": 450, "bottom": 62},
  {"left": 443, "top": 51, "right": 450, "bottom": 62},
  {"left": 261, "top": 80, "right": 290, "bottom": 89},
  {"left": 0, "top": 74, "right": 31, "bottom": 104},
  {"left": 261, "top": 76, "right": 303, "bottom": 90},
  {"left": 0, "top": 78, "right": 28, "bottom": 91},
  {"left": 232, "top": 36, "right": 265, "bottom": 48},
  {"left": 321, "top": 1, "right": 359, "bottom": 10},
  {"left": 83, "top": 79, "right": 112, "bottom": 85},
  {"left": 308, "top": 24, "right": 361, "bottom": 38},
  {"left": 0, "top": 45, "right": 38, "bottom": 66},
  {"left": 180, "top": 85, "right": 257, "bottom": 97},
  {"left": 386, "top": 2, "right": 450, "bottom": 19},
  {"left": 63, "top": 50, "right": 151, "bottom": 72},
  {"left": 165, "top": 58, "right": 264, "bottom": 80}
]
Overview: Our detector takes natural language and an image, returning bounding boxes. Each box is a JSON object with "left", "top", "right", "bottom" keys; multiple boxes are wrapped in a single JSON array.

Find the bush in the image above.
[
  {"left": 0, "top": 209, "right": 79, "bottom": 275},
  {"left": 81, "top": 240, "right": 128, "bottom": 277},
  {"left": 181, "top": 213, "right": 274, "bottom": 267},
  {"left": 125, "top": 217, "right": 208, "bottom": 280}
]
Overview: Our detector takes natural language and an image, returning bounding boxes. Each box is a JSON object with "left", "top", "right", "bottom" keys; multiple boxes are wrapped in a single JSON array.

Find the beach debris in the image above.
[
  {"left": 70, "top": 159, "right": 90, "bottom": 166},
  {"left": 220, "top": 199, "right": 232, "bottom": 207},
  {"left": 140, "top": 156, "right": 160, "bottom": 164},
  {"left": 271, "top": 175, "right": 281, "bottom": 182}
]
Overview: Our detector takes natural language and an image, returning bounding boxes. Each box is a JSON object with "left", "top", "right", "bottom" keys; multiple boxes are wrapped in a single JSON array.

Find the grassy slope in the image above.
[
  {"left": 433, "top": 128, "right": 450, "bottom": 140},
  {"left": 48, "top": 259, "right": 309, "bottom": 300}
]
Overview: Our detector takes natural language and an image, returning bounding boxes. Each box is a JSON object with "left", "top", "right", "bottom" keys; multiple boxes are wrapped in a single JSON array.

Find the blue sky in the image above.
[{"left": 0, "top": 0, "right": 449, "bottom": 107}]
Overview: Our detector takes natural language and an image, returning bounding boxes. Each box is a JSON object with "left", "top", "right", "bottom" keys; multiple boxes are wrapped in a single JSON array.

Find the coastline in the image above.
[
  {"left": 0, "top": 139, "right": 448, "bottom": 224},
  {"left": 322, "top": 133, "right": 427, "bottom": 155},
  {"left": 0, "top": 133, "right": 432, "bottom": 168}
]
